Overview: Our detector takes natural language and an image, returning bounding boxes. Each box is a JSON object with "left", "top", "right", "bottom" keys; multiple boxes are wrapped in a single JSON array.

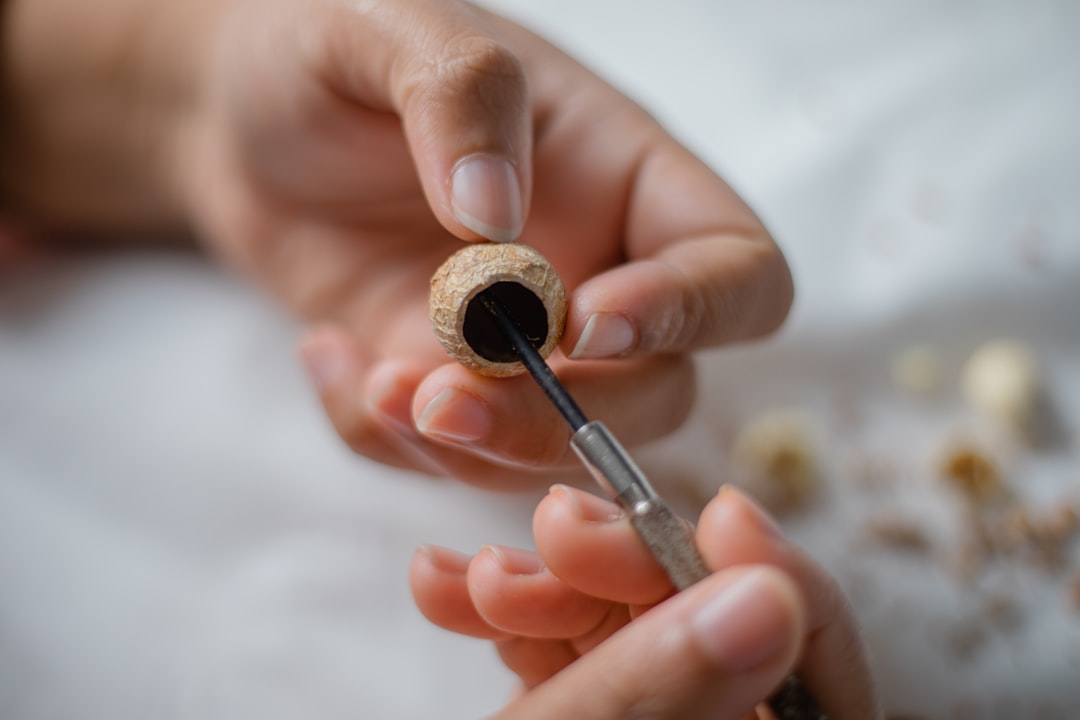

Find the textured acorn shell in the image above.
[{"left": 429, "top": 243, "right": 567, "bottom": 377}]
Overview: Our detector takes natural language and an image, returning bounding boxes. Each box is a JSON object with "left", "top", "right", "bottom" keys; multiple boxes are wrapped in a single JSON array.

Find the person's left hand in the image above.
[
  {"left": 175, "top": 0, "right": 791, "bottom": 489},
  {"left": 410, "top": 485, "right": 880, "bottom": 719},
  {"left": 2, "top": 0, "right": 791, "bottom": 489}
]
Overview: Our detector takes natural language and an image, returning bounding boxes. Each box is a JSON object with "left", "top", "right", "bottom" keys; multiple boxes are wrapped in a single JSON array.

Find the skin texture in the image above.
[
  {"left": 411, "top": 485, "right": 882, "bottom": 720},
  {"left": 3, "top": 0, "right": 793, "bottom": 489}
]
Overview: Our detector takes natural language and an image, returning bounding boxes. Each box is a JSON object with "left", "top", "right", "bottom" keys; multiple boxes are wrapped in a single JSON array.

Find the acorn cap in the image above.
[{"left": 429, "top": 243, "right": 567, "bottom": 377}]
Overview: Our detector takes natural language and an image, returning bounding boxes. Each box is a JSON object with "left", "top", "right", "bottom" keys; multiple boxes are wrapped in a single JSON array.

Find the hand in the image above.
[
  {"left": 2, "top": 0, "right": 792, "bottom": 488},
  {"left": 410, "top": 485, "right": 880, "bottom": 719}
]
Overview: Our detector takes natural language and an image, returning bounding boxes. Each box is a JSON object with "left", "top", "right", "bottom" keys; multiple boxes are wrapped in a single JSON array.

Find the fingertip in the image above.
[
  {"left": 696, "top": 492, "right": 880, "bottom": 717},
  {"left": 503, "top": 565, "right": 807, "bottom": 720},
  {"left": 749, "top": 239, "right": 796, "bottom": 339},
  {"left": 465, "top": 545, "right": 504, "bottom": 588},
  {"left": 691, "top": 567, "right": 803, "bottom": 672},
  {"left": 450, "top": 154, "right": 525, "bottom": 243},
  {"left": 533, "top": 486, "right": 625, "bottom": 553},
  {"left": 411, "top": 366, "right": 576, "bottom": 468},
  {"left": 562, "top": 260, "right": 681, "bottom": 359},
  {"left": 394, "top": 29, "right": 532, "bottom": 244},
  {"left": 299, "top": 325, "right": 355, "bottom": 394},
  {"left": 562, "top": 276, "right": 637, "bottom": 361},
  {"left": 468, "top": 546, "right": 615, "bottom": 640},
  {"left": 534, "top": 488, "right": 670, "bottom": 605},
  {"left": 413, "top": 543, "right": 437, "bottom": 568},
  {"left": 411, "top": 365, "right": 502, "bottom": 449},
  {"left": 564, "top": 234, "right": 795, "bottom": 358},
  {"left": 700, "top": 485, "right": 786, "bottom": 546},
  {"left": 410, "top": 545, "right": 468, "bottom": 615},
  {"left": 410, "top": 363, "right": 488, "bottom": 422}
]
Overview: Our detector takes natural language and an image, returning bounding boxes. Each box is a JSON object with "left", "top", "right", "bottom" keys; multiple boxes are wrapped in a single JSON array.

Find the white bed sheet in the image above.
[{"left": 1, "top": 2, "right": 1078, "bottom": 718}]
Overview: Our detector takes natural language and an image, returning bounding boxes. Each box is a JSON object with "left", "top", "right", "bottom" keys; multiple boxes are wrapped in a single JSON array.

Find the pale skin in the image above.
[{"left": 1, "top": 0, "right": 875, "bottom": 715}]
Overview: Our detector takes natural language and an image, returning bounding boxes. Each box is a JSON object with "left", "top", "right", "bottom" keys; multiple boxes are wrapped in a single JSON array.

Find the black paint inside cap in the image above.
[{"left": 464, "top": 282, "right": 548, "bottom": 363}]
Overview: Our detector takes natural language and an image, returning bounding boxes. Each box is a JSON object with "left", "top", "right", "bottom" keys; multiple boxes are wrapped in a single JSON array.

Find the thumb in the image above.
[
  {"left": 323, "top": 0, "right": 530, "bottom": 242},
  {"left": 498, "top": 566, "right": 806, "bottom": 720}
]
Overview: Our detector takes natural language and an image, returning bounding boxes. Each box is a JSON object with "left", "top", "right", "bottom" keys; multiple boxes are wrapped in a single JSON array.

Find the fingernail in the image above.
[
  {"left": 416, "top": 388, "right": 493, "bottom": 444},
  {"left": 366, "top": 364, "right": 419, "bottom": 437},
  {"left": 569, "top": 313, "right": 636, "bottom": 359},
  {"left": 418, "top": 544, "right": 471, "bottom": 574},
  {"left": 484, "top": 545, "right": 544, "bottom": 575},
  {"left": 300, "top": 336, "right": 347, "bottom": 392},
  {"left": 691, "top": 568, "right": 791, "bottom": 672},
  {"left": 549, "top": 484, "right": 623, "bottom": 522},
  {"left": 451, "top": 154, "right": 523, "bottom": 242},
  {"left": 719, "top": 486, "right": 785, "bottom": 540}
]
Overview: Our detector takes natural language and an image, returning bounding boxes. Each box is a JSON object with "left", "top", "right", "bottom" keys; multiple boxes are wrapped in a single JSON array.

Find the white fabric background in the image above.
[{"left": 1, "top": 2, "right": 1078, "bottom": 718}]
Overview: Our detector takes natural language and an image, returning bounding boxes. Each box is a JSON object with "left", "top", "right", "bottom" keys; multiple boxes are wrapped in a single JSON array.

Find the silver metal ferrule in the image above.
[
  {"left": 570, "top": 420, "right": 658, "bottom": 508},
  {"left": 571, "top": 421, "right": 710, "bottom": 590}
]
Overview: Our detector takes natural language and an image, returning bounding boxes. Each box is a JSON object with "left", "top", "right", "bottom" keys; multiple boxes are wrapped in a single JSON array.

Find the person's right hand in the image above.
[{"left": 411, "top": 485, "right": 881, "bottom": 719}]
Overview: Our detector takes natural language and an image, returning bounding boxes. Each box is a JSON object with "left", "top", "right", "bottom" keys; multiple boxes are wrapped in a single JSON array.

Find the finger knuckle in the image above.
[
  {"left": 434, "top": 35, "right": 527, "bottom": 108},
  {"left": 441, "top": 35, "right": 524, "bottom": 83}
]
